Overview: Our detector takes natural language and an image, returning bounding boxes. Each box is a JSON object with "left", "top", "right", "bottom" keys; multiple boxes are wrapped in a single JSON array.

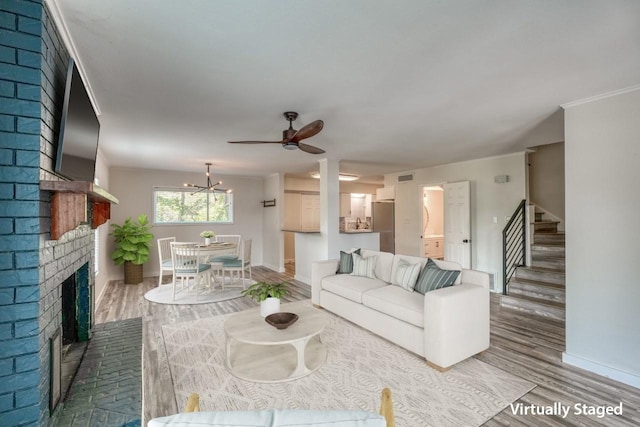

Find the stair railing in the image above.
[{"left": 503, "top": 199, "right": 527, "bottom": 295}]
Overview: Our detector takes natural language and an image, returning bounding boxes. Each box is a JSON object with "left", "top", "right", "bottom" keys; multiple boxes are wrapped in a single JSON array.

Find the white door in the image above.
[{"left": 444, "top": 181, "right": 471, "bottom": 268}]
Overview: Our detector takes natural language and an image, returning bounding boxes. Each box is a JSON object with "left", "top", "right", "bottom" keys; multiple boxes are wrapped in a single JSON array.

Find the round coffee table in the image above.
[{"left": 224, "top": 301, "right": 327, "bottom": 383}]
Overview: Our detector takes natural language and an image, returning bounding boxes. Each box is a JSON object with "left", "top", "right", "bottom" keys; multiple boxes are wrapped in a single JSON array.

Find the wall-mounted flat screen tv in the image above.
[{"left": 55, "top": 58, "right": 100, "bottom": 182}]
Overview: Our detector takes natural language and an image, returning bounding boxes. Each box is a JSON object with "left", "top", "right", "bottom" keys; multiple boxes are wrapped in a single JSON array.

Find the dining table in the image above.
[{"left": 196, "top": 241, "right": 238, "bottom": 257}]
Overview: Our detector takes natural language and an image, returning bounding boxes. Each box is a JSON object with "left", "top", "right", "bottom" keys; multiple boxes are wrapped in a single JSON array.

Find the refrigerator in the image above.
[{"left": 372, "top": 202, "right": 395, "bottom": 253}]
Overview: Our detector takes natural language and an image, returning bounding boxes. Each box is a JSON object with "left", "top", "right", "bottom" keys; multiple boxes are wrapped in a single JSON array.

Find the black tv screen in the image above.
[{"left": 55, "top": 58, "right": 100, "bottom": 182}]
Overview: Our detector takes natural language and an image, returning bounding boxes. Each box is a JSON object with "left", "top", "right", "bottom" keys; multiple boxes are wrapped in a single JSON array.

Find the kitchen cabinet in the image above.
[
  {"left": 423, "top": 236, "right": 444, "bottom": 259},
  {"left": 350, "top": 195, "right": 366, "bottom": 219},
  {"left": 340, "top": 193, "right": 351, "bottom": 217},
  {"left": 364, "top": 194, "right": 373, "bottom": 218},
  {"left": 284, "top": 192, "right": 301, "bottom": 229},
  {"left": 300, "top": 194, "right": 320, "bottom": 231}
]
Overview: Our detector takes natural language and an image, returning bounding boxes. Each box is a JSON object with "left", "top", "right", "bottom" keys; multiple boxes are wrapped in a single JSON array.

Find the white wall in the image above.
[
  {"left": 563, "top": 88, "right": 640, "bottom": 387},
  {"left": 93, "top": 148, "right": 111, "bottom": 305},
  {"left": 529, "top": 141, "right": 565, "bottom": 221},
  {"left": 262, "top": 174, "right": 284, "bottom": 272},
  {"left": 106, "top": 167, "right": 265, "bottom": 281},
  {"left": 386, "top": 153, "right": 527, "bottom": 291}
]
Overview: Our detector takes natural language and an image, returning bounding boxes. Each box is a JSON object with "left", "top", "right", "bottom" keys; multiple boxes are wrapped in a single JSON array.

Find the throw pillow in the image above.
[
  {"left": 414, "top": 259, "right": 461, "bottom": 294},
  {"left": 350, "top": 252, "right": 377, "bottom": 279},
  {"left": 392, "top": 259, "right": 422, "bottom": 291},
  {"left": 336, "top": 248, "right": 361, "bottom": 274}
]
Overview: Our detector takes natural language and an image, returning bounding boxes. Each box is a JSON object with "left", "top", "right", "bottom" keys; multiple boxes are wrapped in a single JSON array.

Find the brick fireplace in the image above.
[{"left": 0, "top": 2, "right": 98, "bottom": 425}]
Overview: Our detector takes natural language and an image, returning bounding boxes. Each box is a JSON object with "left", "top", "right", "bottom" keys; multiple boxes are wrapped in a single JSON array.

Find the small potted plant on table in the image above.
[
  {"left": 200, "top": 230, "right": 215, "bottom": 246},
  {"left": 241, "top": 281, "right": 290, "bottom": 317}
]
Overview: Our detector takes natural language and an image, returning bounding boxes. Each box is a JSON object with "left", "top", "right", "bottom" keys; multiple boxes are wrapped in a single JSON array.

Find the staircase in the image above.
[{"left": 501, "top": 210, "right": 565, "bottom": 321}]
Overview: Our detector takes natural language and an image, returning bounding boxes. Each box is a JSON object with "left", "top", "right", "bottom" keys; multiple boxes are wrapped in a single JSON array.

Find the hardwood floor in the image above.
[{"left": 95, "top": 267, "right": 640, "bottom": 426}]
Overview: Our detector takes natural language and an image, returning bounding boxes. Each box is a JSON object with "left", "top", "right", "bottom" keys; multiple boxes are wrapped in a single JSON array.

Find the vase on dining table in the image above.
[{"left": 204, "top": 237, "right": 211, "bottom": 246}]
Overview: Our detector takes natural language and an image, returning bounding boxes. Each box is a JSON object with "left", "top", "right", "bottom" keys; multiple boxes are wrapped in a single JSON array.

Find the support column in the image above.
[{"left": 318, "top": 159, "right": 341, "bottom": 259}]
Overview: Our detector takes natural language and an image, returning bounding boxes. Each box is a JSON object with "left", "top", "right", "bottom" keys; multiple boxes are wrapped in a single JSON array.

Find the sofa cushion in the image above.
[
  {"left": 431, "top": 258, "right": 463, "bottom": 285},
  {"left": 336, "top": 248, "right": 361, "bottom": 274},
  {"left": 148, "top": 409, "right": 386, "bottom": 426},
  {"left": 360, "top": 249, "right": 395, "bottom": 283},
  {"left": 414, "top": 259, "right": 461, "bottom": 294},
  {"left": 351, "top": 253, "right": 377, "bottom": 279},
  {"left": 391, "top": 259, "right": 422, "bottom": 291},
  {"left": 322, "top": 275, "right": 387, "bottom": 304},
  {"left": 362, "top": 285, "right": 425, "bottom": 328}
]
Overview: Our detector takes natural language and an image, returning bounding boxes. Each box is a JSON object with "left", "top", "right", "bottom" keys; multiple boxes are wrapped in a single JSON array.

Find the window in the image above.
[{"left": 154, "top": 188, "right": 233, "bottom": 224}]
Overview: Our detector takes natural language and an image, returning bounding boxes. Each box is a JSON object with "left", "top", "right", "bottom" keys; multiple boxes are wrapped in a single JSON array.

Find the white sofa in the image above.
[{"left": 311, "top": 249, "right": 490, "bottom": 370}]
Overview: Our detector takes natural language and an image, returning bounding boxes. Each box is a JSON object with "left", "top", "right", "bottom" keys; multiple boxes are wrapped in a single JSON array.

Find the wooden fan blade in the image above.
[
  {"left": 227, "top": 140, "right": 283, "bottom": 144},
  {"left": 289, "top": 120, "right": 324, "bottom": 142},
  {"left": 298, "top": 142, "right": 325, "bottom": 154}
]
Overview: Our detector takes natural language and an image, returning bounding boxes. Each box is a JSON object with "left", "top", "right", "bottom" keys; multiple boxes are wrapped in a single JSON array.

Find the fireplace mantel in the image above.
[{"left": 40, "top": 180, "right": 119, "bottom": 240}]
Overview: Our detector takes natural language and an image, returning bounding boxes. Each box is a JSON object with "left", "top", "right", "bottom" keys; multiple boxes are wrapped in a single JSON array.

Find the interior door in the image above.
[{"left": 444, "top": 181, "right": 471, "bottom": 268}]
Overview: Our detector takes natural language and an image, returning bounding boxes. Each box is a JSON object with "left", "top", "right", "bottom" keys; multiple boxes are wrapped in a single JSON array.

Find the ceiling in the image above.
[{"left": 51, "top": 0, "right": 640, "bottom": 183}]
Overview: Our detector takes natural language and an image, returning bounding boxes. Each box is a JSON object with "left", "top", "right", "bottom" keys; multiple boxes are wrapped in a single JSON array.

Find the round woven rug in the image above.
[{"left": 144, "top": 279, "right": 253, "bottom": 305}]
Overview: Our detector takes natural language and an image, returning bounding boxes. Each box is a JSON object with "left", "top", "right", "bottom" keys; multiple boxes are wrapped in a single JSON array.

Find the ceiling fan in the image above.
[{"left": 228, "top": 112, "right": 325, "bottom": 154}]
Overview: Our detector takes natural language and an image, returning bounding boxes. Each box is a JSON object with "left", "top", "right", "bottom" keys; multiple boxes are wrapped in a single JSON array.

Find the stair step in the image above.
[
  {"left": 531, "top": 256, "right": 566, "bottom": 269},
  {"left": 531, "top": 243, "right": 565, "bottom": 259},
  {"left": 534, "top": 212, "right": 544, "bottom": 222},
  {"left": 500, "top": 294, "right": 565, "bottom": 321},
  {"left": 533, "top": 232, "right": 565, "bottom": 244},
  {"left": 507, "top": 278, "right": 565, "bottom": 303},
  {"left": 516, "top": 266, "right": 565, "bottom": 285},
  {"left": 532, "top": 221, "right": 559, "bottom": 233}
]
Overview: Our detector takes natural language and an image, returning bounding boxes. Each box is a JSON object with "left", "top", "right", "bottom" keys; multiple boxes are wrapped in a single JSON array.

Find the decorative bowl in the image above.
[{"left": 265, "top": 312, "right": 298, "bottom": 329}]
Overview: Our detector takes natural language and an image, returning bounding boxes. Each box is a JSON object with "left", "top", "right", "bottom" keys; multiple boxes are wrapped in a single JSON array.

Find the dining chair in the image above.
[
  {"left": 221, "top": 239, "right": 251, "bottom": 289},
  {"left": 170, "top": 242, "right": 212, "bottom": 301},
  {"left": 157, "top": 237, "right": 176, "bottom": 286},
  {"left": 209, "top": 235, "right": 241, "bottom": 262}
]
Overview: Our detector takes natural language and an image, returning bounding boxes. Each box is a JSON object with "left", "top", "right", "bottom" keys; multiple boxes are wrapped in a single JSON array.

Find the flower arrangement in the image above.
[{"left": 200, "top": 230, "right": 215, "bottom": 238}]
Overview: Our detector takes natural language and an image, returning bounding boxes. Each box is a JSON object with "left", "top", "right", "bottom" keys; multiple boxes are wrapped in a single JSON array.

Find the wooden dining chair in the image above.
[
  {"left": 170, "top": 242, "right": 212, "bottom": 301},
  {"left": 157, "top": 237, "right": 176, "bottom": 286}
]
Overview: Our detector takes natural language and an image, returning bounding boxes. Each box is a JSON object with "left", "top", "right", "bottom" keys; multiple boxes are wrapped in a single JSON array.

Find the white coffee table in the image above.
[{"left": 224, "top": 301, "right": 327, "bottom": 383}]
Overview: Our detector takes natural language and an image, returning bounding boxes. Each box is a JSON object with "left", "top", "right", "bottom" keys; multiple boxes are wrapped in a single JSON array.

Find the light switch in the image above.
[{"left": 492, "top": 216, "right": 498, "bottom": 224}]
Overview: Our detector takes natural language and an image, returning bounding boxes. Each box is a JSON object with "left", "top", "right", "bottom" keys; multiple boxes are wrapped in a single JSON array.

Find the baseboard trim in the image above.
[
  {"left": 294, "top": 274, "right": 311, "bottom": 286},
  {"left": 562, "top": 352, "right": 640, "bottom": 389},
  {"left": 262, "top": 262, "right": 284, "bottom": 273}
]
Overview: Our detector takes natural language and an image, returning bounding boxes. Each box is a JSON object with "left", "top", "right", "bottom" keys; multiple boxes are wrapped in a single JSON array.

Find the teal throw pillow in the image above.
[
  {"left": 336, "top": 248, "right": 361, "bottom": 274},
  {"left": 414, "top": 259, "right": 460, "bottom": 294},
  {"left": 350, "top": 252, "right": 377, "bottom": 279},
  {"left": 392, "top": 259, "right": 422, "bottom": 291}
]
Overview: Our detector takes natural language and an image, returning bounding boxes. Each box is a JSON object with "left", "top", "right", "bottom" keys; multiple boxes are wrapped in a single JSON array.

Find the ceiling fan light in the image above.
[{"left": 282, "top": 141, "right": 298, "bottom": 150}]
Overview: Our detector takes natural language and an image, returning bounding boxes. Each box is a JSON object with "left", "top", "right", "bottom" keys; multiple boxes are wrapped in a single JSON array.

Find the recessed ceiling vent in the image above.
[{"left": 397, "top": 174, "right": 414, "bottom": 182}]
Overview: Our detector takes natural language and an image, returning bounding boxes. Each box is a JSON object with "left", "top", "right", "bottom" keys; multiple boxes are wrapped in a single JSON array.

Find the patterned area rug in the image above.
[
  {"left": 145, "top": 278, "right": 254, "bottom": 305},
  {"left": 161, "top": 302, "right": 535, "bottom": 427}
]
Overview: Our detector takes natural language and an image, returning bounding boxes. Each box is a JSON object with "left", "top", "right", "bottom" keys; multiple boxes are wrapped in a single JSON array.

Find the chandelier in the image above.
[{"left": 183, "top": 163, "right": 232, "bottom": 197}]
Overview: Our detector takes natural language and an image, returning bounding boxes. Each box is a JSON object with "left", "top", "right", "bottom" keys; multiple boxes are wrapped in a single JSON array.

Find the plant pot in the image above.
[
  {"left": 124, "top": 261, "right": 143, "bottom": 284},
  {"left": 204, "top": 237, "right": 211, "bottom": 246},
  {"left": 260, "top": 297, "right": 280, "bottom": 318}
]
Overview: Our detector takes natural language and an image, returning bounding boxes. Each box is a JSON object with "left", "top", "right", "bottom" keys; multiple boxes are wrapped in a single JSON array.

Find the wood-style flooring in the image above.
[{"left": 94, "top": 267, "right": 640, "bottom": 426}]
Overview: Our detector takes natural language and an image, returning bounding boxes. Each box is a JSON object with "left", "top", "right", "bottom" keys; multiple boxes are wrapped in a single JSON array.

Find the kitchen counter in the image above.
[
  {"left": 282, "top": 229, "right": 320, "bottom": 233},
  {"left": 340, "top": 230, "right": 375, "bottom": 234}
]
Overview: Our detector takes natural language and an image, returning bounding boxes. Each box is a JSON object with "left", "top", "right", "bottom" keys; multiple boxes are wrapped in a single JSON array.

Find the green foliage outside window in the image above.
[{"left": 154, "top": 189, "right": 233, "bottom": 224}]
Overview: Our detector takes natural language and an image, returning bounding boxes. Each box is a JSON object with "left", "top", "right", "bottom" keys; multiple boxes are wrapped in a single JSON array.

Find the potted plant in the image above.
[
  {"left": 200, "top": 230, "right": 215, "bottom": 246},
  {"left": 110, "top": 214, "right": 154, "bottom": 284},
  {"left": 241, "top": 281, "right": 290, "bottom": 317}
]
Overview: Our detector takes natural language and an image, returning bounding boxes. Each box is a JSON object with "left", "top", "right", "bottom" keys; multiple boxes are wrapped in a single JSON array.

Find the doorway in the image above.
[{"left": 421, "top": 186, "right": 444, "bottom": 259}]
